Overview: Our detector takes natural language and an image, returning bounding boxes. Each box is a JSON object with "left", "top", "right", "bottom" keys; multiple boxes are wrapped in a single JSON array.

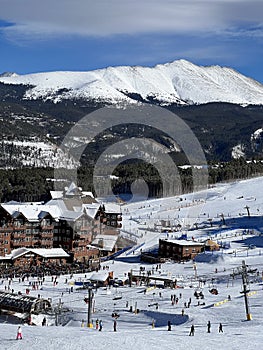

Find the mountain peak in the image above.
[
  {"left": 0, "top": 61, "right": 262, "bottom": 106},
  {"left": 0, "top": 72, "right": 18, "bottom": 78}
]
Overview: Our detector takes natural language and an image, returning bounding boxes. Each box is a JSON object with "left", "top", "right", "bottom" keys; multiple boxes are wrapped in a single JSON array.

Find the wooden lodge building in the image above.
[
  {"left": 0, "top": 183, "right": 122, "bottom": 263},
  {"left": 159, "top": 239, "right": 205, "bottom": 261}
]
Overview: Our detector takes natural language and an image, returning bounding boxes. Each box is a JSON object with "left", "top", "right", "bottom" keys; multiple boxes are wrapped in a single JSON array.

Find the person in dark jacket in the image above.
[
  {"left": 219, "top": 323, "right": 223, "bottom": 333},
  {"left": 189, "top": 324, "right": 195, "bottom": 336},
  {"left": 207, "top": 320, "right": 211, "bottom": 333},
  {"left": 167, "top": 320, "right": 171, "bottom": 331}
]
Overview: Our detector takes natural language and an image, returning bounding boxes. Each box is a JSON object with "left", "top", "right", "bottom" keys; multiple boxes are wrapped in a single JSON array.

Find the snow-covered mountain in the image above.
[
  {"left": 0, "top": 71, "right": 18, "bottom": 78},
  {"left": 1, "top": 60, "right": 263, "bottom": 105}
]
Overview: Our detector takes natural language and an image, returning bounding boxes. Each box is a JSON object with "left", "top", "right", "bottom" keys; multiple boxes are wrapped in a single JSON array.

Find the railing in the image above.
[{"left": 41, "top": 225, "right": 54, "bottom": 230}]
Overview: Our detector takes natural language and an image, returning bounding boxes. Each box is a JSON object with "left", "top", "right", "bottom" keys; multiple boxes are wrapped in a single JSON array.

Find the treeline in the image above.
[
  {"left": 0, "top": 167, "right": 54, "bottom": 203},
  {"left": 208, "top": 158, "right": 263, "bottom": 183},
  {"left": 1, "top": 158, "right": 263, "bottom": 202}
]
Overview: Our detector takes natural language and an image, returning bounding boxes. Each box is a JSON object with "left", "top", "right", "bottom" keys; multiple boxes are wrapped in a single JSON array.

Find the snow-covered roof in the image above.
[
  {"left": 160, "top": 239, "right": 205, "bottom": 246},
  {"left": 82, "top": 191, "right": 94, "bottom": 198},
  {"left": 103, "top": 203, "right": 121, "bottom": 213},
  {"left": 59, "top": 210, "right": 84, "bottom": 222},
  {"left": 89, "top": 271, "right": 110, "bottom": 282},
  {"left": 1, "top": 203, "right": 61, "bottom": 221},
  {"left": 83, "top": 203, "right": 101, "bottom": 219},
  {"left": 29, "top": 248, "right": 70, "bottom": 258},
  {"left": 64, "top": 182, "right": 82, "bottom": 197},
  {"left": 91, "top": 234, "right": 118, "bottom": 251},
  {"left": 50, "top": 191, "right": 63, "bottom": 199},
  {"left": 4, "top": 247, "right": 70, "bottom": 260}
]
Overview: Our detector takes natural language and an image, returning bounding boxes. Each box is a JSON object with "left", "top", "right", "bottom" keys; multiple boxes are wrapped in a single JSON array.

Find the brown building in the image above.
[
  {"left": 0, "top": 183, "right": 122, "bottom": 262},
  {"left": 159, "top": 239, "right": 205, "bottom": 261}
]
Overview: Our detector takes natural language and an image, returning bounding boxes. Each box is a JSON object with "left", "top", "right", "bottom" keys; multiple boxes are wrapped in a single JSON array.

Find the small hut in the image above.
[{"left": 205, "top": 239, "right": 220, "bottom": 252}]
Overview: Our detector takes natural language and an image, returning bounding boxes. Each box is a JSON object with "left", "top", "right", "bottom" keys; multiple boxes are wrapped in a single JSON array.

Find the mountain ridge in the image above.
[{"left": 0, "top": 59, "right": 263, "bottom": 105}]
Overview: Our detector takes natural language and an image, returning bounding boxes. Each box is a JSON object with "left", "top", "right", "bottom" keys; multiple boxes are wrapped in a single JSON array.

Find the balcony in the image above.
[
  {"left": 40, "top": 232, "right": 53, "bottom": 238},
  {"left": 41, "top": 225, "right": 54, "bottom": 230},
  {"left": 13, "top": 225, "right": 28, "bottom": 231},
  {"left": 12, "top": 233, "right": 26, "bottom": 239},
  {"left": 0, "top": 225, "right": 13, "bottom": 232},
  {"left": 80, "top": 226, "right": 92, "bottom": 231}
]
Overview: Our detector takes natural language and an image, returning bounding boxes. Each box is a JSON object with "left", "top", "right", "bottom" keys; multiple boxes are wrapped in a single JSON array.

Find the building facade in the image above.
[
  {"left": 0, "top": 183, "right": 122, "bottom": 262},
  {"left": 159, "top": 239, "right": 205, "bottom": 261}
]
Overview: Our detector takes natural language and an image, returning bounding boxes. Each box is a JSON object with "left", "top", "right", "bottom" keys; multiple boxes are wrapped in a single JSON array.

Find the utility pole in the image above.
[
  {"left": 244, "top": 206, "right": 250, "bottom": 219},
  {"left": 241, "top": 260, "right": 252, "bottom": 321}
]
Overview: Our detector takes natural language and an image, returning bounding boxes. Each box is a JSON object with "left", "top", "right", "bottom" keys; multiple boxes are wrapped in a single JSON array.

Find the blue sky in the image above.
[{"left": 0, "top": 0, "right": 263, "bottom": 83}]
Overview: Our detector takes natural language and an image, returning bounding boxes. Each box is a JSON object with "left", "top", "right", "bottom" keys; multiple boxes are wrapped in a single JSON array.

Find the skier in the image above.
[
  {"left": 96, "top": 318, "right": 99, "bottom": 330},
  {"left": 42, "top": 317, "right": 46, "bottom": 326},
  {"left": 16, "top": 326, "right": 22, "bottom": 340},
  {"left": 219, "top": 323, "right": 223, "bottom": 333},
  {"left": 113, "top": 319, "right": 117, "bottom": 332},
  {"left": 189, "top": 324, "right": 195, "bottom": 336},
  {"left": 207, "top": 320, "right": 211, "bottom": 333},
  {"left": 167, "top": 320, "right": 171, "bottom": 331},
  {"left": 99, "top": 320, "right": 102, "bottom": 331}
]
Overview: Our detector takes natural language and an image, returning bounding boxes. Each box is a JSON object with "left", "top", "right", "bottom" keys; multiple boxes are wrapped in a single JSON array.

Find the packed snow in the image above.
[
  {"left": 1, "top": 60, "right": 263, "bottom": 105},
  {"left": 1, "top": 176, "right": 263, "bottom": 349}
]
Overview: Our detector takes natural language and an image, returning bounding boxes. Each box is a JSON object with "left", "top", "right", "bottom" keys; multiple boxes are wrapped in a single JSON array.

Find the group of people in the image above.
[
  {"left": 94, "top": 318, "right": 117, "bottom": 332},
  {"left": 95, "top": 319, "right": 103, "bottom": 331},
  {"left": 206, "top": 321, "right": 223, "bottom": 334},
  {"left": 188, "top": 322, "right": 223, "bottom": 335},
  {"left": 166, "top": 321, "right": 224, "bottom": 335}
]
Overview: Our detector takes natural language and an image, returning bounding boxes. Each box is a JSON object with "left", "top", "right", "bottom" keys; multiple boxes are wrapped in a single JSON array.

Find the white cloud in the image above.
[{"left": 0, "top": 0, "right": 262, "bottom": 40}]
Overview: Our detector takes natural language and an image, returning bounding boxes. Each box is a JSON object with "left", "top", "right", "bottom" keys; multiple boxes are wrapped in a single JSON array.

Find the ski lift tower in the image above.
[
  {"left": 240, "top": 260, "right": 252, "bottom": 321},
  {"left": 84, "top": 288, "right": 94, "bottom": 327}
]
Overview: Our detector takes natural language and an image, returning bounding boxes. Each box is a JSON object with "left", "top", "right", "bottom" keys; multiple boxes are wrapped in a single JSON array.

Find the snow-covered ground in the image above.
[
  {"left": 1, "top": 176, "right": 263, "bottom": 349},
  {"left": 0, "top": 140, "right": 79, "bottom": 169}
]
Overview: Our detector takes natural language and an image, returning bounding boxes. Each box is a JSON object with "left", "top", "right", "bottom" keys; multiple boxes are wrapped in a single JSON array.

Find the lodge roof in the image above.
[
  {"left": 160, "top": 239, "right": 205, "bottom": 247},
  {"left": 0, "top": 291, "right": 52, "bottom": 314},
  {"left": 3, "top": 247, "right": 70, "bottom": 261}
]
